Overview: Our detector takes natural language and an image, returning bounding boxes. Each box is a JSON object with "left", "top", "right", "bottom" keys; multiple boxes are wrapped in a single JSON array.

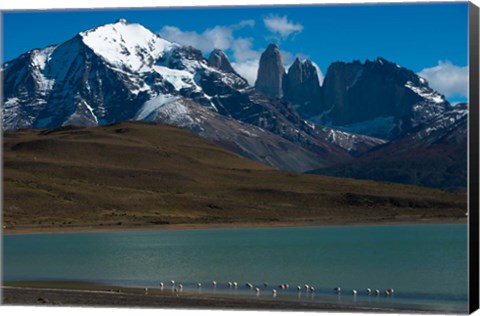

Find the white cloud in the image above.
[
  {"left": 418, "top": 60, "right": 468, "bottom": 99},
  {"left": 232, "top": 59, "right": 259, "bottom": 86},
  {"left": 280, "top": 50, "right": 294, "bottom": 66},
  {"left": 159, "top": 26, "right": 217, "bottom": 52},
  {"left": 158, "top": 20, "right": 255, "bottom": 53},
  {"left": 231, "top": 37, "right": 261, "bottom": 62},
  {"left": 235, "top": 20, "right": 255, "bottom": 29},
  {"left": 230, "top": 37, "right": 263, "bottom": 85},
  {"left": 263, "top": 15, "right": 303, "bottom": 39},
  {"left": 159, "top": 21, "right": 262, "bottom": 85}
]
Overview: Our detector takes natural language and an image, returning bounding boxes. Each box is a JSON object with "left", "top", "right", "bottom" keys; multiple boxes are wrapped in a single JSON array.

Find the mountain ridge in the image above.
[
  {"left": 309, "top": 103, "right": 468, "bottom": 190},
  {"left": 301, "top": 57, "right": 451, "bottom": 140},
  {"left": 1, "top": 19, "right": 467, "bottom": 190},
  {"left": 2, "top": 19, "right": 380, "bottom": 173}
]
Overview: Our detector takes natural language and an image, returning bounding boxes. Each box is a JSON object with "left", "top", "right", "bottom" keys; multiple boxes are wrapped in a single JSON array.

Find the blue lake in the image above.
[{"left": 2, "top": 224, "right": 468, "bottom": 312}]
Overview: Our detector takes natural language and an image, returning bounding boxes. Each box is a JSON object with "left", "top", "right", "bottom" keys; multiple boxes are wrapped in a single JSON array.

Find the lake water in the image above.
[{"left": 2, "top": 224, "right": 468, "bottom": 312}]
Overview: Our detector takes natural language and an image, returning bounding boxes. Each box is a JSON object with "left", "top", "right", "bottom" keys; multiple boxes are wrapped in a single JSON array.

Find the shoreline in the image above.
[
  {"left": 0, "top": 286, "right": 393, "bottom": 312},
  {"left": 1, "top": 282, "right": 460, "bottom": 313},
  {"left": 2, "top": 217, "right": 467, "bottom": 235}
]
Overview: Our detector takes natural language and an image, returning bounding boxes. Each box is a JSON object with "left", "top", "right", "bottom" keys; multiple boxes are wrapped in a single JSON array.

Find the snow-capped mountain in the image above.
[
  {"left": 1, "top": 19, "right": 465, "bottom": 183},
  {"left": 3, "top": 19, "right": 374, "bottom": 172},
  {"left": 3, "top": 19, "right": 217, "bottom": 129}
]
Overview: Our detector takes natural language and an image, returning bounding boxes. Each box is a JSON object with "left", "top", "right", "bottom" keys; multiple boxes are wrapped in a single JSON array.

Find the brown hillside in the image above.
[{"left": 3, "top": 122, "right": 466, "bottom": 231}]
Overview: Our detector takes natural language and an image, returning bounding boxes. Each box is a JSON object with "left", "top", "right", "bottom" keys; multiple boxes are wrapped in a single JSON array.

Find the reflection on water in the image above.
[{"left": 3, "top": 224, "right": 468, "bottom": 312}]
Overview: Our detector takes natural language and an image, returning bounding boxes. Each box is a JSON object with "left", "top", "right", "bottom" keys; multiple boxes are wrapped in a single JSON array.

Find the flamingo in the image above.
[
  {"left": 212, "top": 281, "right": 217, "bottom": 287},
  {"left": 297, "top": 286, "right": 302, "bottom": 291},
  {"left": 352, "top": 289, "right": 357, "bottom": 295},
  {"left": 334, "top": 287, "right": 341, "bottom": 293},
  {"left": 272, "top": 289, "right": 277, "bottom": 296},
  {"left": 366, "top": 288, "right": 371, "bottom": 294},
  {"left": 375, "top": 289, "right": 380, "bottom": 295}
]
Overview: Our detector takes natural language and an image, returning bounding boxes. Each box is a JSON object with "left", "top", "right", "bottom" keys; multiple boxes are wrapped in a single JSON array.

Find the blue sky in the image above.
[{"left": 2, "top": 2, "right": 469, "bottom": 102}]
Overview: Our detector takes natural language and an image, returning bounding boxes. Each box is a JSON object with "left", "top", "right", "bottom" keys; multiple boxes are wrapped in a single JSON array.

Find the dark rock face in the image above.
[
  {"left": 322, "top": 58, "right": 419, "bottom": 125},
  {"left": 207, "top": 49, "right": 237, "bottom": 74},
  {"left": 283, "top": 58, "right": 322, "bottom": 116},
  {"left": 300, "top": 58, "right": 450, "bottom": 140},
  {"left": 161, "top": 45, "right": 204, "bottom": 70},
  {"left": 255, "top": 44, "right": 285, "bottom": 98}
]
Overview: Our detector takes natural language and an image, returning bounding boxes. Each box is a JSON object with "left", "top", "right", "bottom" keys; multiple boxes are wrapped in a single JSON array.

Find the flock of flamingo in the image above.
[{"left": 147, "top": 280, "right": 395, "bottom": 298}]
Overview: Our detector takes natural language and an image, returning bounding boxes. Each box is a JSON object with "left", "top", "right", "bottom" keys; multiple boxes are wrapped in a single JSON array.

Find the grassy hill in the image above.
[{"left": 3, "top": 122, "right": 467, "bottom": 231}]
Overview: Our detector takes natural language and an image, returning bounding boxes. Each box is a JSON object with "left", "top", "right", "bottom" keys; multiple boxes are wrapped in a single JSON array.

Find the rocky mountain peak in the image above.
[
  {"left": 306, "top": 57, "right": 449, "bottom": 139},
  {"left": 207, "top": 49, "right": 237, "bottom": 74},
  {"left": 265, "top": 43, "right": 279, "bottom": 52},
  {"left": 283, "top": 57, "right": 322, "bottom": 115},
  {"left": 374, "top": 57, "right": 388, "bottom": 64},
  {"left": 115, "top": 18, "right": 128, "bottom": 24},
  {"left": 289, "top": 57, "right": 302, "bottom": 72},
  {"left": 255, "top": 43, "right": 285, "bottom": 98},
  {"left": 79, "top": 20, "right": 175, "bottom": 72}
]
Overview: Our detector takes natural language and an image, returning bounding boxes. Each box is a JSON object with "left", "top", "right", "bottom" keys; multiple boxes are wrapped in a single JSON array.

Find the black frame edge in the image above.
[{"left": 469, "top": 1, "right": 480, "bottom": 314}]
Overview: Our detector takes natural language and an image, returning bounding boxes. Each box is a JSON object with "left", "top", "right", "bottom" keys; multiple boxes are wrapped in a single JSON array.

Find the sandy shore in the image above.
[
  {"left": 2, "top": 216, "right": 467, "bottom": 235},
  {"left": 1, "top": 282, "right": 440, "bottom": 313}
]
